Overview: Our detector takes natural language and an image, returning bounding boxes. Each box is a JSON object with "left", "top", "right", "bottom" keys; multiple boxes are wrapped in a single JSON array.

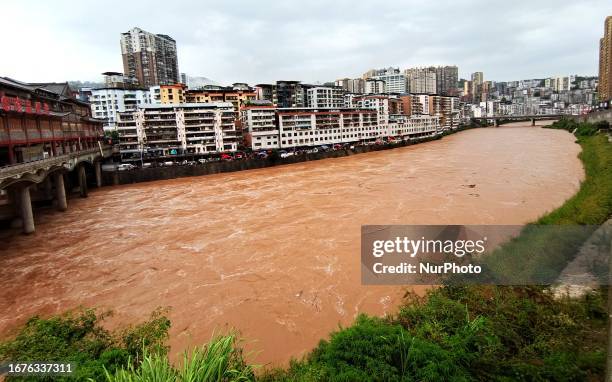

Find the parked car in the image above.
[
  {"left": 256, "top": 151, "right": 268, "bottom": 159},
  {"left": 320, "top": 145, "right": 330, "bottom": 151},
  {"left": 333, "top": 144, "right": 343, "bottom": 150},
  {"left": 198, "top": 158, "right": 208, "bottom": 164},
  {"left": 117, "top": 163, "right": 136, "bottom": 171},
  {"left": 142, "top": 162, "right": 152, "bottom": 168},
  {"left": 162, "top": 161, "right": 175, "bottom": 166},
  {"left": 234, "top": 152, "right": 245, "bottom": 160},
  {"left": 280, "top": 151, "right": 294, "bottom": 159},
  {"left": 220, "top": 153, "right": 233, "bottom": 161}
]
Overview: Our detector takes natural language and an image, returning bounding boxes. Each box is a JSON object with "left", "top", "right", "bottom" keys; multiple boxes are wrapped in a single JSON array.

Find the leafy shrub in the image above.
[{"left": 0, "top": 308, "right": 170, "bottom": 381}]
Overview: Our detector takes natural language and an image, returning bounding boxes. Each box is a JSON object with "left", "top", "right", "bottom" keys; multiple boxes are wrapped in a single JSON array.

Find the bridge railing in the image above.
[{"left": 0, "top": 146, "right": 112, "bottom": 181}]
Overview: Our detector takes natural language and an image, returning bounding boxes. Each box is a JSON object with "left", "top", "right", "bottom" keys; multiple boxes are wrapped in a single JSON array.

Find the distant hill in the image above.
[{"left": 68, "top": 80, "right": 105, "bottom": 89}]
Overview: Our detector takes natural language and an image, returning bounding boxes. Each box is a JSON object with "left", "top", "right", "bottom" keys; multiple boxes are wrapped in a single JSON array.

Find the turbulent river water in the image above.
[{"left": 0, "top": 121, "right": 584, "bottom": 366}]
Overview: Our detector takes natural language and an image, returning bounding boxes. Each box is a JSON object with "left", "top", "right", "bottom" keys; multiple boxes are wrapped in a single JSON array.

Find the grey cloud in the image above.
[{"left": 1, "top": 0, "right": 608, "bottom": 84}]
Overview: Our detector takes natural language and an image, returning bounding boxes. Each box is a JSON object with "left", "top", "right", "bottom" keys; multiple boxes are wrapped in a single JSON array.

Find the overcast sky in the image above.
[{"left": 2, "top": 0, "right": 609, "bottom": 85}]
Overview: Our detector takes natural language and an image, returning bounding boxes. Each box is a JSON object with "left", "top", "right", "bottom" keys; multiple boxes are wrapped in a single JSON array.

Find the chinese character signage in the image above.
[{"left": 0, "top": 96, "right": 50, "bottom": 115}]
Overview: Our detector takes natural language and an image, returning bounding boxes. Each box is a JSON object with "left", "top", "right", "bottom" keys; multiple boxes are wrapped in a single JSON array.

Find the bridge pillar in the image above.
[
  {"left": 531, "top": 118, "right": 536, "bottom": 126},
  {"left": 78, "top": 165, "right": 88, "bottom": 198},
  {"left": 494, "top": 119, "right": 499, "bottom": 127},
  {"left": 18, "top": 185, "right": 35, "bottom": 234},
  {"left": 54, "top": 172, "right": 67, "bottom": 211},
  {"left": 95, "top": 161, "right": 102, "bottom": 188},
  {"left": 43, "top": 176, "right": 53, "bottom": 200}
]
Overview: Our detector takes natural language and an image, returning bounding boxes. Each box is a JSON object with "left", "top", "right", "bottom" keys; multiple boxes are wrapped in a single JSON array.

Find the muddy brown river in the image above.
[{"left": 0, "top": 122, "right": 584, "bottom": 367}]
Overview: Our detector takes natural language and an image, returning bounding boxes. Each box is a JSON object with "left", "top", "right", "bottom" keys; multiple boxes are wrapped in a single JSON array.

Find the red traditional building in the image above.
[{"left": 0, "top": 77, "right": 104, "bottom": 166}]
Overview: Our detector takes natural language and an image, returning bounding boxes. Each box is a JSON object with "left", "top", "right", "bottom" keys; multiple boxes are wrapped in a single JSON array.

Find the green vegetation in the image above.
[
  {"left": 1, "top": 120, "right": 610, "bottom": 381},
  {"left": 262, "top": 287, "right": 607, "bottom": 381},
  {"left": 105, "top": 334, "right": 254, "bottom": 382},
  {"left": 0, "top": 308, "right": 170, "bottom": 381},
  {"left": 475, "top": 120, "right": 612, "bottom": 283},
  {"left": 541, "top": 118, "right": 611, "bottom": 225}
]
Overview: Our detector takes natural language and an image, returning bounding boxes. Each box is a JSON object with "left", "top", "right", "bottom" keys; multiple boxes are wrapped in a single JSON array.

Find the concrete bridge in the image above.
[
  {"left": 471, "top": 114, "right": 566, "bottom": 127},
  {"left": 0, "top": 145, "right": 113, "bottom": 234}
]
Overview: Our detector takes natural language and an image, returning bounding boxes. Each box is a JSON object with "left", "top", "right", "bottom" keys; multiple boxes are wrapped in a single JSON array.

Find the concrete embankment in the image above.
[
  {"left": 102, "top": 134, "right": 448, "bottom": 186},
  {"left": 573, "top": 109, "right": 612, "bottom": 124}
]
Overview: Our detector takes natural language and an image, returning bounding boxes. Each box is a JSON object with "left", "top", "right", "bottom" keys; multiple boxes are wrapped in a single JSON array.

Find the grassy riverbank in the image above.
[{"left": 1, "top": 121, "right": 610, "bottom": 381}]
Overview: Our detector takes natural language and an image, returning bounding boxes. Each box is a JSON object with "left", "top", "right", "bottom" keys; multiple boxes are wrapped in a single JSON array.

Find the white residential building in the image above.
[
  {"left": 307, "top": 87, "right": 345, "bottom": 108},
  {"left": 116, "top": 102, "right": 238, "bottom": 161},
  {"left": 240, "top": 105, "right": 279, "bottom": 150},
  {"left": 387, "top": 114, "right": 441, "bottom": 138},
  {"left": 371, "top": 68, "right": 408, "bottom": 94},
  {"left": 277, "top": 108, "right": 382, "bottom": 149},
  {"left": 90, "top": 88, "right": 152, "bottom": 131},
  {"left": 365, "top": 79, "right": 386, "bottom": 94}
]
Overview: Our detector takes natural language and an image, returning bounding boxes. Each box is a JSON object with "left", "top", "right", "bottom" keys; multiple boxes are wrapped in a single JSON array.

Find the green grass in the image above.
[{"left": 104, "top": 333, "right": 255, "bottom": 382}]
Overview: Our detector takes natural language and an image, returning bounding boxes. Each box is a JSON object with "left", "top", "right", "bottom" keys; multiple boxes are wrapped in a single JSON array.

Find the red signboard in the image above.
[{"left": 0, "top": 95, "right": 50, "bottom": 115}]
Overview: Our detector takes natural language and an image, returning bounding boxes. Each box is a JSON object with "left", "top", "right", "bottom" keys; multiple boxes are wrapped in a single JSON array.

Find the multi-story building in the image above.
[
  {"left": 307, "top": 86, "right": 345, "bottom": 108},
  {"left": 90, "top": 88, "right": 152, "bottom": 131},
  {"left": 370, "top": 68, "right": 407, "bottom": 94},
  {"left": 352, "top": 95, "right": 402, "bottom": 126},
  {"left": 151, "top": 83, "right": 187, "bottom": 104},
  {"left": 120, "top": 27, "right": 179, "bottom": 87},
  {"left": 0, "top": 77, "right": 104, "bottom": 166},
  {"left": 364, "top": 78, "right": 386, "bottom": 94},
  {"left": 102, "top": 71, "right": 138, "bottom": 89},
  {"left": 598, "top": 16, "right": 612, "bottom": 102},
  {"left": 429, "top": 95, "right": 460, "bottom": 131},
  {"left": 335, "top": 78, "right": 350, "bottom": 90},
  {"left": 471, "top": 72, "right": 484, "bottom": 101},
  {"left": 240, "top": 102, "right": 279, "bottom": 150},
  {"left": 430, "top": 66, "right": 459, "bottom": 96},
  {"left": 411, "top": 94, "right": 431, "bottom": 115},
  {"left": 335, "top": 78, "right": 365, "bottom": 94},
  {"left": 386, "top": 114, "right": 440, "bottom": 139},
  {"left": 274, "top": 81, "right": 305, "bottom": 108},
  {"left": 254, "top": 84, "right": 274, "bottom": 102},
  {"left": 405, "top": 68, "right": 437, "bottom": 94},
  {"left": 116, "top": 103, "right": 238, "bottom": 162},
  {"left": 404, "top": 66, "right": 458, "bottom": 95},
  {"left": 277, "top": 107, "right": 381, "bottom": 148},
  {"left": 550, "top": 76, "right": 571, "bottom": 92},
  {"left": 185, "top": 87, "right": 256, "bottom": 114}
]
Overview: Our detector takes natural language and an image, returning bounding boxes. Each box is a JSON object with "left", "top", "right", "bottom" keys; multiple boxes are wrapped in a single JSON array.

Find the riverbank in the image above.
[{"left": 102, "top": 128, "right": 466, "bottom": 186}]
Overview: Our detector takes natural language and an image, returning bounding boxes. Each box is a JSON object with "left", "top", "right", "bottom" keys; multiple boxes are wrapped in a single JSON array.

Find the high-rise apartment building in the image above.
[
  {"left": 470, "top": 72, "right": 484, "bottom": 101},
  {"left": 598, "top": 16, "right": 612, "bottom": 101},
  {"left": 335, "top": 78, "right": 365, "bottom": 94},
  {"left": 405, "top": 68, "right": 437, "bottom": 94},
  {"left": 364, "top": 79, "right": 386, "bottom": 94},
  {"left": 431, "top": 66, "right": 459, "bottom": 96},
  {"left": 120, "top": 27, "right": 180, "bottom": 87}
]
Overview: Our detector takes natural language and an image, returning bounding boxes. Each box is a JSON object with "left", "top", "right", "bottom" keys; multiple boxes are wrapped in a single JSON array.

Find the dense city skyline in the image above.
[{"left": 1, "top": 0, "right": 609, "bottom": 85}]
